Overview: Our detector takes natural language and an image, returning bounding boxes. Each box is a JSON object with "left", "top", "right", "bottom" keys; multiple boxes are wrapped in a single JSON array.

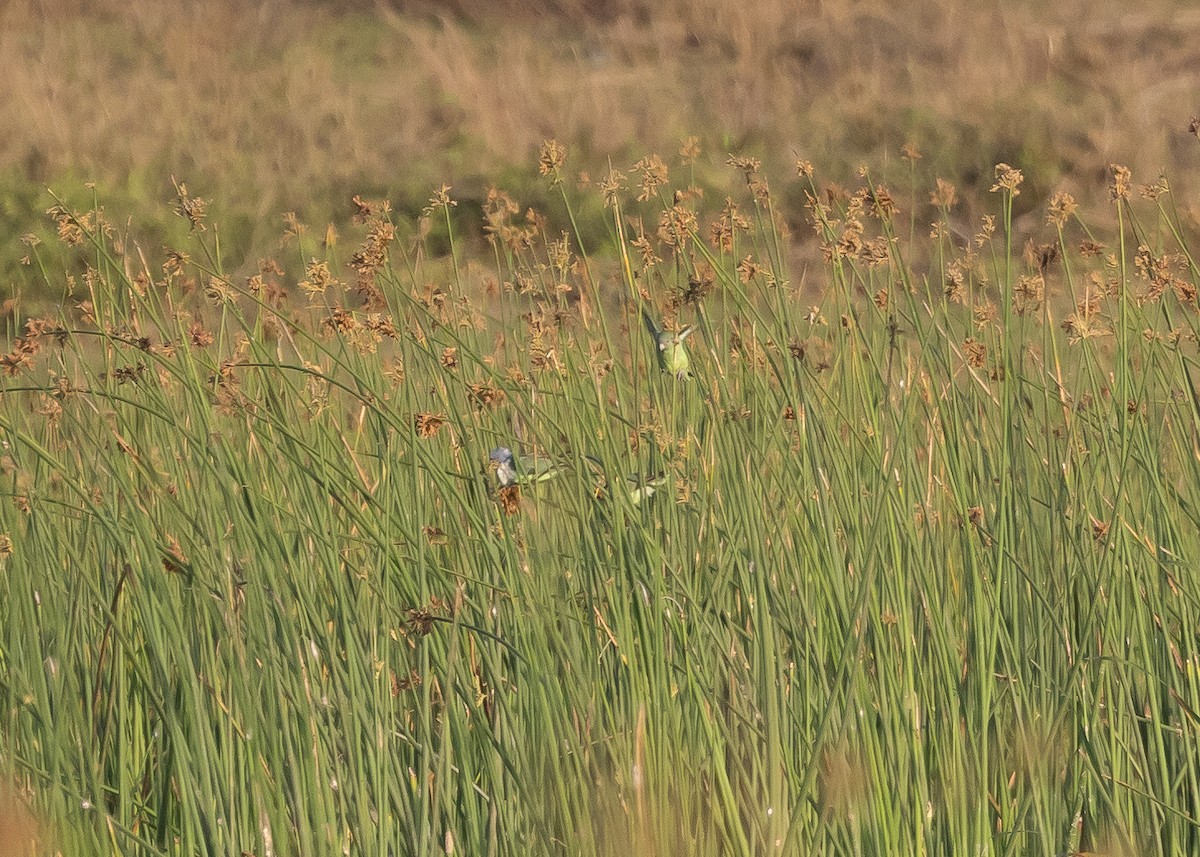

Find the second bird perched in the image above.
[
  {"left": 642, "top": 307, "right": 695, "bottom": 380},
  {"left": 583, "top": 455, "right": 668, "bottom": 505}
]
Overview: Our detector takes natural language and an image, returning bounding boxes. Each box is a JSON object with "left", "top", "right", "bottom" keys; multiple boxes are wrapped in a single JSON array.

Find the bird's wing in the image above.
[{"left": 521, "top": 453, "right": 560, "bottom": 482}]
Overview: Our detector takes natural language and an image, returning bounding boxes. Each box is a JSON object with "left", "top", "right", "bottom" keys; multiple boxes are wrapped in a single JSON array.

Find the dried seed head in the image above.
[
  {"left": 1138, "top": 176, "right": 1169, "bottom": 200},
  {"left": 467, "top": 380, "right": 505, "bottom": 411},
  {"left": 350, "top": 194, "right": 391, "bottom": 224},
  {"left": 990, "top": 163, "right": 1023, "bottom": 196},
  {"left": 656, "top": 204, "right": 698, "bottom": 250},
  {"left": 300, "top": 259, "right": 339, "bottom": 298},
  {"left": 414, "top": 412, "right": 447, "bottom": 439},
  {"left": 930, "top": 178, "right": 958, "bottom": 209},
  {"left": 974, "top": 215, "right": 996, "bottom": 246},
  {"left": 189, "top": 321, "right": 214, "bottom": 348},
  {"left": 726, "top": 155, "right": 769, "bottom": 199},
  {"left": 861, "top": 237, "right": 891, "bottom": 268},
  {"left": 679, "top": 136, "right": 701, "bottom": 164},
  {"left": 498, "top": 485, "right": 521, "bottom": 515},
  {"left": 173, "top": 179, "right": 208, "bottom": 232},
  {"left": 868, "top": 185, "right": 897, "bottom": 219},
  {"left": 420, "top": 186, "right": 457, "bottom": 220},
  {"left": 162, "top": 249, "right": 189, "bottom": 279},
  {"left": 205, "top": 276, "right": 237, "bottom": 305},
  {"left": 47, "top": 205, "right": 89, "bottom": 246},
  {"left": 963, "top": 337, "right": 986, "bottom": 368},
  {"left": 633, "top": 154, "right": 670, "bottom": 202},
  {"left": 681, "top": 266, "right": 716, "bottom": 305},
  {"left": 1046, "top": 191, "right": 1077, "bottom": 226},
  {"left": 631, "top": 232, "right": 661, "bottom": 269},
  {"left": 1109, "top": 164, "right": 1132, "bottom": 201},
  {"left": 162, "top": 535, "right": 189, "bottom": 575},
  {"left": 737, "top": 255, "right": 763, "bottom": 283},
  {"left": 599, "top": 168, "right": 626, "bottom": 208},
  {"left": 1013, "top": 274, "right": 1045, "bottom": 315},
  {"left": 539, "top": 139, "right": 567, "bottom": 181}
]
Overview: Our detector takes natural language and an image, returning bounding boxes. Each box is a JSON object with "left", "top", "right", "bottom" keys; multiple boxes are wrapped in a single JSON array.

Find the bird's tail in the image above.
[{"left": 640, "top": 306, "right": 660, "bottom": 339}]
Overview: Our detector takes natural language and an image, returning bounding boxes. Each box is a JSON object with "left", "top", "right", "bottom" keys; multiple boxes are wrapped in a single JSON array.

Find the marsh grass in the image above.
[{"left": 2, "top": 148, "right": 1200, "bottom": 855}]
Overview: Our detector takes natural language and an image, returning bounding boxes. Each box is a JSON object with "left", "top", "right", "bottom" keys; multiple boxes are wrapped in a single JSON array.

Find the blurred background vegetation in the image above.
[{"left": 2, "top": 0, "right": 1198, "bottom": 293}]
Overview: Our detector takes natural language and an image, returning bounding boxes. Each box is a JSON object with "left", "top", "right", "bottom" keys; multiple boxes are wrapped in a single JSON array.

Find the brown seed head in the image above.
[
  {"left": 468, "top": 380, "right": 505, "bottom": 411},
  {"left": 930, "top": 178, "right": 957, "bottom": 209},
  {"left": 599, "top": 168, "right": 626, "bottom": 208},
  {"left": 173, "top": 179, "right": 208, "bottom": 231},
  {"left": 1046, "top": 191, "right": 1077, "bottom": 227},
  {"left": 539, "top": 139, "right": 567, "bottom": 181},
  {"left": 498, "top": 485, "right": 521, "bottom": 515},
  {"left": 631, "top": 232, "right": 661, "bottom": 269},
  {"left": 633, "top": 154, "right": 670, "bottom": 202},
  {"left": 300, "top": 259, "right": 339, "bottom": 297},
  {"left": 1109, "top": 164, "right": 1132, "bottom": 201},
  {"left": 1138, "top": 176, "right": 1169, "bottom": 200},
  {"left": 989, "top": 163, "right": 1023, "bottom": 196},
  {"left": 679, "top": 136, "right": 701, "bottom": 164},
  {"left": 963, "top": 337, "right": 986, "bottom": 368},
  {"left": 1013, "top": 274, "right": 1045, "bottom": 316},
  {"left": 657, "top": 204, "right": 698, "bottom": 249},
  {"left": 737, "top": 255, "right": 763, "bottom": 283},
  {"left": 424, "top": 185, "right": 457, "bottom": 214},
  {"left": 414, "top": 412, "right": 447, "bottom": 439},
  {"left": 869, "top": 185, "right": 897, "bottom": 219},
  {"left": 162, "top": 248, "right": 189, "bottom": 279}
]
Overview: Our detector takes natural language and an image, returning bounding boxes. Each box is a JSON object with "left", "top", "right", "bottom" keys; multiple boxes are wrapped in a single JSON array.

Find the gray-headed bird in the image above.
[
  {"left": 642, "top": 307, "right": 695, "bottom": 380},
  {"left": 488, "top": 446, "right": 561, "bottom": 488}
]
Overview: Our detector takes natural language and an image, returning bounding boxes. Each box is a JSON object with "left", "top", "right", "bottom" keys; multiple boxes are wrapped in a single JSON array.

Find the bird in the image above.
[
  {"left": 641, "top": 307, "right": 695, "bottom": 380},
  {"left": 583, "top": 455, "right": 668, "bottom": 504},
  {"left": 623, "top": 471, "right": 668, "bottom": 504},
  {"left": 488, "top": 446, "right": 561, "bottom": 488}
]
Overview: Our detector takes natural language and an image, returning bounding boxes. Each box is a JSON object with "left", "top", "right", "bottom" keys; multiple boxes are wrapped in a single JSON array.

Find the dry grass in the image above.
[{"left": 2, "top": 0, "right": 1199, "bottom": 285}]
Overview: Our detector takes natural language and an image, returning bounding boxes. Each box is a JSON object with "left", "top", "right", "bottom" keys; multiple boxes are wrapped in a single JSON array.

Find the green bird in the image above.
[
  {"left": 488, "top": 446, "right": 561, "bottom": 488},
  {"left": 642, "top": 307, "right": 696, "bottom": 380},
  {"left": 623, "top": 471, "right": 669, "bottom": 504},
  {"left": 584, "top": 455, "right": 668, "bottom": 505}
]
